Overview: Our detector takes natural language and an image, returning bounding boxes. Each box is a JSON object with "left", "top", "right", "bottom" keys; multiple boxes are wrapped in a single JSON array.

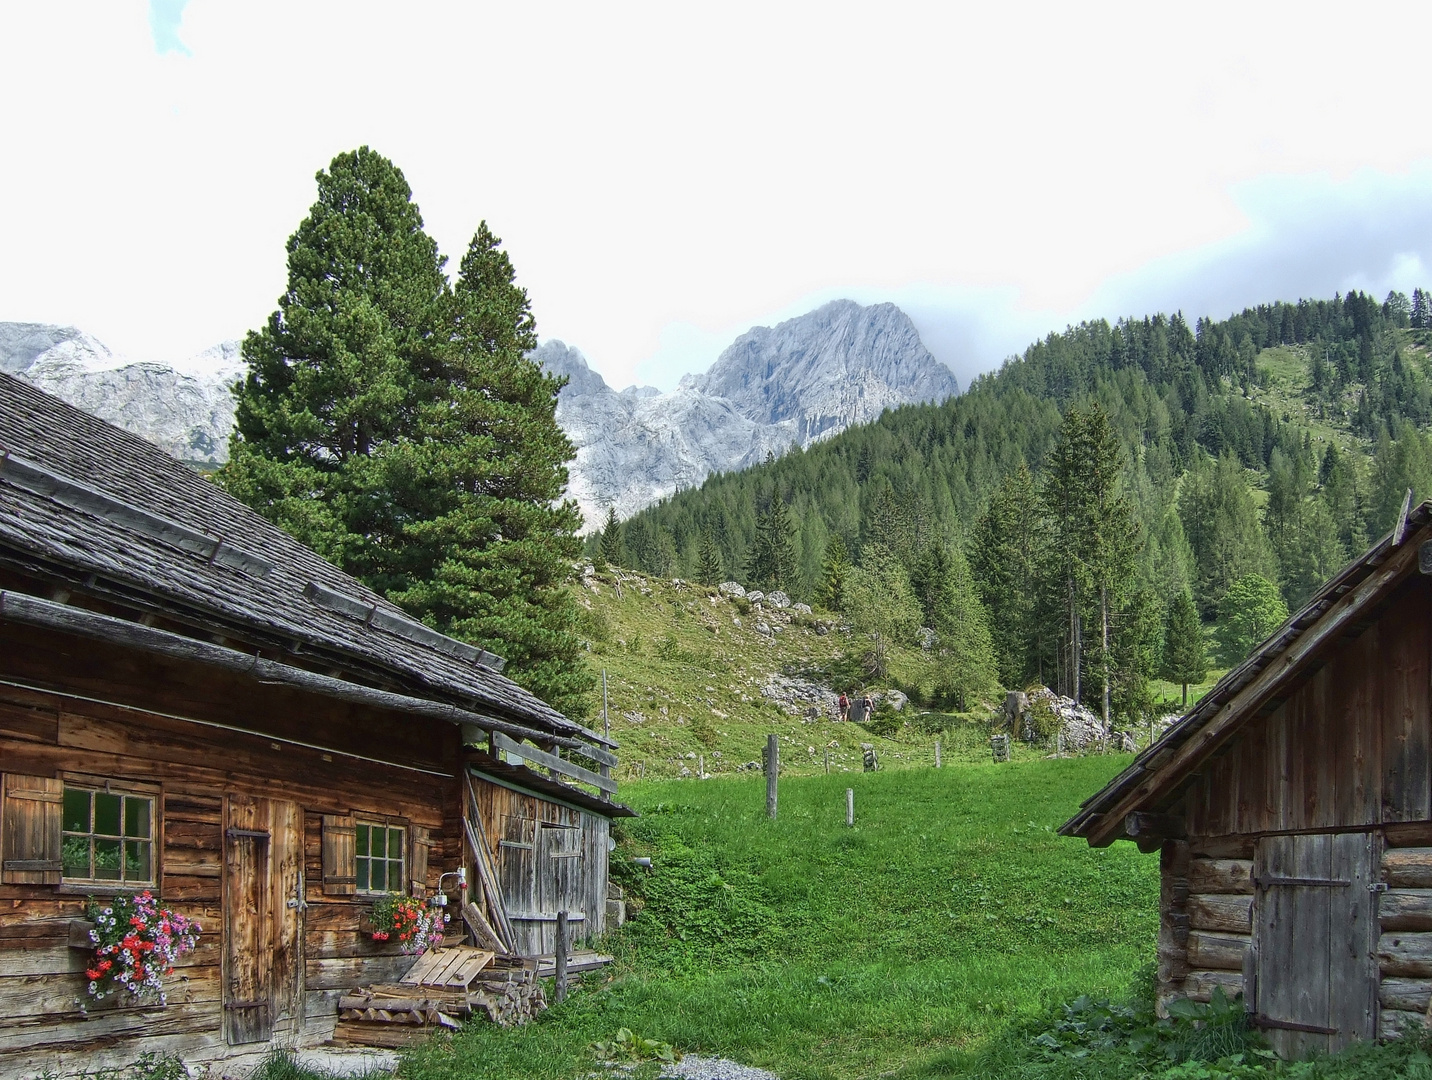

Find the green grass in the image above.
[{"left": 402, "top": 756, "right": 1157, "bottom": 1080}]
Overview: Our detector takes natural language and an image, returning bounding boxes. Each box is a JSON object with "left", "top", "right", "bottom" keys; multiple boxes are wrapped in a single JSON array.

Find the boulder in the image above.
[
  {"left": 719, "top": 581, "right": 746, "bottom": 598},
  {"left": 747, "top": 590, "right": 765, "bottom": 604},
  {"left": 767, "top": 590, "right": 791, "bottom": 609},
  {"left": 791, "top": 602, "right": 813, "bottom": 615}
]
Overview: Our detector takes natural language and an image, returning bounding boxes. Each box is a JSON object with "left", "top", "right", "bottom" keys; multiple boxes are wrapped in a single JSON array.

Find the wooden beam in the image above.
[
  {"left": 1126, "top": 812, "right": 1187, "bottom": 841},
  {"left": 492, "top": 732, "right": 618, "bottom": 795},
  {"left": 1087, "top": 528, "right": 1426, "bottom": 846}
]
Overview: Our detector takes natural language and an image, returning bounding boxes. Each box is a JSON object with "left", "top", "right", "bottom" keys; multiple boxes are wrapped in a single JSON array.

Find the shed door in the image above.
[
  {"left": 1253, "top": 832, "right": 1378, "bottom": 1058},
  {"left": 223, "top": 796, "right": 303, "bottom": 1045}
]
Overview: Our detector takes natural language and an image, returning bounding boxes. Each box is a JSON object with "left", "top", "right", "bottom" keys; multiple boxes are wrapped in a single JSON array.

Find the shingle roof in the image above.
[
  {"left": 0, "top": 372, "right": 605, "bottom": 745},
  {"left": 1061, "top": 501, "right": 1432, "bottom": 845}
]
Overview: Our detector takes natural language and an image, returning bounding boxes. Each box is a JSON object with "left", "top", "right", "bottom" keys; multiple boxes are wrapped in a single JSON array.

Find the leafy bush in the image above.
[{"left": 590, "top": 1027, "right": 680, "bottom": 1064}]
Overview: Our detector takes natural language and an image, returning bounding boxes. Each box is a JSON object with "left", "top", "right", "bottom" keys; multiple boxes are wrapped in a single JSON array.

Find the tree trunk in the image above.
[
  {"left": 1100, "top": 585, "right": 1110, "bottom": 729},
  {"left": 1182, "top": 682, "right": 1188, "bottom": 706},
  {"left": 1069, "top": 579, "right": 1081, "bottom": 703}
]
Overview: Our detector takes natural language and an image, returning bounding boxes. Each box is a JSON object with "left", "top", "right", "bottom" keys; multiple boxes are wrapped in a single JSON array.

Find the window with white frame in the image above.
[
  {"left": 62, "top": 785, "right": 154, "bottom": 885},
  {"left": 355, "top": 821, "right": 405, "bottom": 893}
]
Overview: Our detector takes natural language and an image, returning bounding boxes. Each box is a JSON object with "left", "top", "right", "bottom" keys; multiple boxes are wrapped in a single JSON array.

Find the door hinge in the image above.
[
  {"left": 1252, "top": 1014, "right": 1338, "bottom": 1035},
  {"left": 1369, "top": 882, "right": 1389, "bottom": 893},
  {"left": 226, "top": 827, "right": 271, "bottom": 840}
]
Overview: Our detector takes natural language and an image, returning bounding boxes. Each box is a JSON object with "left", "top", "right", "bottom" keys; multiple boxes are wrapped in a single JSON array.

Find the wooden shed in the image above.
[
  {"left": 0, "top": 374, "right": 632, "bottom": 1076},
  {"left": 1062, "top": 500, "right": 1432, "bottom": 1058}
]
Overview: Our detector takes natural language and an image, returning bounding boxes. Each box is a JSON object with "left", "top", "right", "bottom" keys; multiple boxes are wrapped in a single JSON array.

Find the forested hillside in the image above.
[{"left": 599, "top": 290, "right": 1432, "bottom": 725}]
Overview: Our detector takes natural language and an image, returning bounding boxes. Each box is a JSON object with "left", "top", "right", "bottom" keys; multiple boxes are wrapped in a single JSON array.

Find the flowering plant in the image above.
[
  {"left": 370, "top": 895, "right": 448, "bottom": 954},
  {"left": 84, "top": 892, "right": 201, "bottom": 1004}
]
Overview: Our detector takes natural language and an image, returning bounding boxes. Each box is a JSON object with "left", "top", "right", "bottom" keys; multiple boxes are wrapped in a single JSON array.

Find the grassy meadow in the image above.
[{"left": 401, "top": 756, "right": 1157, "bottom": 1080}]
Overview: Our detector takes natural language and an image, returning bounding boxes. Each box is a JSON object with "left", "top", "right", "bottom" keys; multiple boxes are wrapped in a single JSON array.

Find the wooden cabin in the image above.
[
  {"left": 0, "top": 374, "right": 632, "bottom": 1076},
  {"left": 1062, "top": 501, "right": 1432, "bottom": 1058}
]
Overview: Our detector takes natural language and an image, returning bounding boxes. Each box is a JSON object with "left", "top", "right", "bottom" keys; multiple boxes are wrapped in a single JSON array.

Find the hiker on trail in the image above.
[
  {"left": 838, "top": 692, "right": 849, "bottom": 721},
  {"left": 861, "top": 694, "right": 874, "bottom": 723}
]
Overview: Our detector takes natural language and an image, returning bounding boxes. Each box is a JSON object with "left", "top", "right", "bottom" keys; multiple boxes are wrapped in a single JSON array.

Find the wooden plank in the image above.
[
  {"left": 1180, "top": 969, "right": 1243, "bottom": 1003},
  {"left": 1383, "top": 848, "right": 1432, "bottom": 887},
  {"left": 491, "top": 733, "right": 618, "bottom": 795},
  {"left": 460, "top": 900, "right": 507, "bottom": 955},
  {"left": 1328, "top": 830, "right": 1378, "bottom": 1048},
  {"left": 1188, "top": 893, "right": 1252, "bottom": 934},
  {"left": 1385, "top": 823, "right": 1432, "bottom": 848},
  {"left": 1384, "top": 587, "right": 1431, "bottom": 822},
  {"left": 1380, "top": 889, "right": 1432, "bottom": 931},
  {"left": 464, "top": 775, "right": 516, "bottom": 951},
  {"left": 1188, "top": 858, "right": 1254, "bottom": 894},
  {"left": 1379, "top": 931, "right": 1432, "bottom": 976},
  {"left": 1380, "top": 1008, "right": 1427, "bottom": 1040},
  {"left": 304, "top": 955, "right": 417, "bottom": 991},
  {"left": 1186, "top": 931, "right": 1250, "bottom": 972},
  {"left": 1379, "top": 977, "right": 1432, "bottom": 1013}
]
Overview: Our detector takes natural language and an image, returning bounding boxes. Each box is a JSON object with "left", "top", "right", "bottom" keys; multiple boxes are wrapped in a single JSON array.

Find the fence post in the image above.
[
  {"left": 765, "top": 734, "right": 779, "bottom": 819},
  {"left": 824, "top": 746, "right": 830, "bottom": 774},
  {"left": 698, "top": 753, "right": 705, "bottom": 779},
  {"left": 602, "top": 669, "right": 609, "bottom": 741},
  {"left": 934, "top": 739, "right": 942, "bottom": 769},
  {"left": 846, "top": 787, "right": 854, "bottom": 827},
  {"left": 554, "top": 910, "right": 569, "bottom": 1003}
]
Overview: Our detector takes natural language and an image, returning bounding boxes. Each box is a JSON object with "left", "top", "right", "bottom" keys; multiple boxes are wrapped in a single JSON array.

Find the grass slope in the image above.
[
  {"left": 573, "top": 568, "right": 1190, "bottom": 783},
  {"left": 403, "top": 756, "right": 1156, "bottom": 1080}
]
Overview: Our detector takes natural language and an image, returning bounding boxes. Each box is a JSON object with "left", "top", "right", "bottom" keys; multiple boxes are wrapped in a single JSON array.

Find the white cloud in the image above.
[{"left": 4, "top": 1, "right": 1432, "bottom": 389}]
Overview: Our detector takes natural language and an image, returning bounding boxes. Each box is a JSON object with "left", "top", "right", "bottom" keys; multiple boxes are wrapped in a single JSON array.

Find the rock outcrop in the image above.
[
  {"left": 539, "top": 300, "right": 959, "bottom": 529},
  {"left": 0, "top": 323, "right": 242, "bottom": 464}
]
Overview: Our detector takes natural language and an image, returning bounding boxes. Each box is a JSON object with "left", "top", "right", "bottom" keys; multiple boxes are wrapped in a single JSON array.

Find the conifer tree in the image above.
[
  {"left": 746, "top": 489, "right": 796, "bottom": 591},
  {"left": 222, "top": 150, "right": 591, "bottom": 716},
  {"left": 970, "top": 462, "right": 1047, "bottom": 688},
  {"left": 913, "top": 543, "right": 999, "bottom": 708},
  {"left": 386, "top": 223, "right": 590, "bottom": 717},
  {"left": 844, "top": 544, "right": 921, "bottom": 679},
  {"left": 817, "top": 535, "right": 851, "bottom": 611},
  {"left": 600, "top": 507, "right": 623, "bottom": 568},
  {"left": 1043, "top": 403, "right": 1140, "bottom": 720},
  {"left": 697, "top": 528, "right": 724, "bottom": 585},
  {"left": 1178, "top": 452, "right": 1276, "bottom": 615},
  {"left": 1160, "top": 589, "right": 1207, "bottom": 705}
]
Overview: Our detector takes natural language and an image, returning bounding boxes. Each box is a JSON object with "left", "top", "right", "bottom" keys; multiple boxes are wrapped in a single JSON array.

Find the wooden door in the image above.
[
  {"left": 1253, "top": 832, "right": 1378, "bottom": 1058},
  {"left": 539, "top": 814, "right": 586, "bottom": 951},
  {"left": 498, "top": 805, "right": 540, "bottom": 955},
  {"left": 223, "top": 795, "right": 303, "bottom": 1045}
]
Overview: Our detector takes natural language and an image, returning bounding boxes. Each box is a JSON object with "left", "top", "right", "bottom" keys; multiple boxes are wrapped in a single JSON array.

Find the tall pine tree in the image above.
[
  {"left": 599, "top": 506, "right": 623, "bottom": 568},
  {"left": 1160, "top": 589, "right": 1207, "bottom": 705},
  {"left": 222, "top": 150, "right": 592, "bottom": 716}
]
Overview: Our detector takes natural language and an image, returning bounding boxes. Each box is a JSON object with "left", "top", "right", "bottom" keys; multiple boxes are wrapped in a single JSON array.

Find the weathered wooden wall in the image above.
[
  {"left": 469, "top": 775, "right": 609, "bottom": 957},
  {"left": 0, "top": 666, "right": 461, "bottom": 1078},
  {"left": 1182, "top": 582, "right": 1432, "bottom": 838}
]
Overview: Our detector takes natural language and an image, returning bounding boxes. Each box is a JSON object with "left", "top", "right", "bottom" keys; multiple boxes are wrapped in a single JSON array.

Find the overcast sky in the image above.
[{"left": 5, "top": 2, "right": 1432, "bottom": 391}]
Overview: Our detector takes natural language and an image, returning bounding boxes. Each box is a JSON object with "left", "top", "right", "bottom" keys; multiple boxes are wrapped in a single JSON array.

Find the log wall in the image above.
[
  {"left": 1156, "top": 837, "right": 1253, "bottom": 1013},
  {"left": 0, "top": 673, "right": 462, "bottom": 1079}
]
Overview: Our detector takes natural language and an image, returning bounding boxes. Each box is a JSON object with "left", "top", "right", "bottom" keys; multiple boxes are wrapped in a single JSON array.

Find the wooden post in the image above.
[
  {"left": 602, "top": 669, "right": 609, "bottom": 741},
  {"left": 698, "top": 753, "right": 705, "bottom": 779},
  {"left": 934, "top": 739, "right": 941, "bottom": 769},
  {"left": 824, "top": 746, "right": 830, "bottom": 774},
  {"left": 554, "top": 910, "right": 569, "bottom": 1003},
  {"left": 846, "top": 788, "right": 854, "bottom": 827},
  {"left": 765, "top": 734, "right": 778, "bottom": 819}
]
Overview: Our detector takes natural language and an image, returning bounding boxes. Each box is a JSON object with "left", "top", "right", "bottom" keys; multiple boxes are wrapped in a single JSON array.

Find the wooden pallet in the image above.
[{"left": 400, "top": 945, "right": 496, "bottom": 989}]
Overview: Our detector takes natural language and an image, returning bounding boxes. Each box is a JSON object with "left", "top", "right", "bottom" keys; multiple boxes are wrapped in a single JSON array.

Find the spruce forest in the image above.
[{"left": 603, "top": 290, "right": 1432, "bottom": 726}]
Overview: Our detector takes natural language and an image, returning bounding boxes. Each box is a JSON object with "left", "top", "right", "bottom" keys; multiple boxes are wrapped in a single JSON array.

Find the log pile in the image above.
[{"left": 330, "top": 949, "right": 547, "bottom": 1048}]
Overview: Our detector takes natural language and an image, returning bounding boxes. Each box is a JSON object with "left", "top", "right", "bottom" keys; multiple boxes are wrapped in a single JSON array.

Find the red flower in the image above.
[{"left": 86, "top": 968, "right": 101, "bottom": 980}]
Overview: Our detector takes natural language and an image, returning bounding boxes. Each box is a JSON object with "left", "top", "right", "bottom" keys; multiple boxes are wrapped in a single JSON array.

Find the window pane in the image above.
[
  {"left": 371, "top": 828, "right": 386, "bottom": 859},
  {"left": 388, "top": 861, "right": 402, "bottom": 892},
  {"left": 94, "top": 793, "right": 122, "bottom": 837},
  {"left": 389, "top": 829, "right": 403, "bottom": 863},
  {"left": 356, "top": 858, "right": 370, "bottom": 892},
  {"left": 63, "top": 788, "right": 91, "bottom": 833},
  {"left": 125, "top": 840, "right": 152, "bottom": 882},
  {"left": 355, "top": 825, "right": 369, "bottom": 857},
  {"left": 124, "top": 797, "right": 151, "bottom": 839},
  {"left": 93, "top": 839, "right": 122, "bottom": 880},
  {"left": 63, "top": 836, "right": 90, "bottom": 877}
]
